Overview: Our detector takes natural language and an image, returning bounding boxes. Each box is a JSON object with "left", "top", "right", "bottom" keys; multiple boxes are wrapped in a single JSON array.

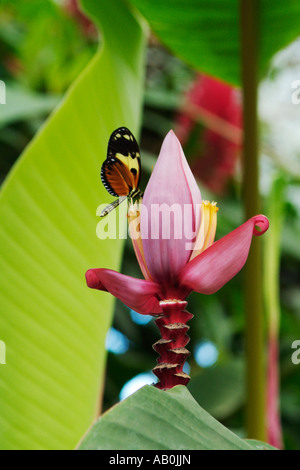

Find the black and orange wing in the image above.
[{"left": 101, "top": 127, "right": 141, "bottom": 197}]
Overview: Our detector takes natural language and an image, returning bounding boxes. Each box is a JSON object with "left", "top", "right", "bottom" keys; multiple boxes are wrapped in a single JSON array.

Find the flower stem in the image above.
[
  {"left": 240, "top": 0, "right": 267, "bottom": 441},
  {"left": 152, "top": 300, "right": 193, "bottom": 390}
]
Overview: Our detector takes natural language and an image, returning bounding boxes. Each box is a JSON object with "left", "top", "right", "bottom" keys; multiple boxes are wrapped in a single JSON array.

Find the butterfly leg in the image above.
[{"left": 100, "top": 196, "right": 127, "bottom": 217}]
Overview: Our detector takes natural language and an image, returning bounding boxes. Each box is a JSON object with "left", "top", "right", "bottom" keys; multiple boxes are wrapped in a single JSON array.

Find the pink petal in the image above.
[
  {"left": 141, "top": 130, "right": 201, "bottom": 283},
  {"left": 179, "top": 215, "right": 269, "bottom": 294},
  {"left": 85, "top": 268, "right": 162, "bottom": 315}
]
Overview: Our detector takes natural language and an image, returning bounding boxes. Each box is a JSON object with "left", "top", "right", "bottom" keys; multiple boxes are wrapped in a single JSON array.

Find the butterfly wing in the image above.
[
  {"left": 101, "top": 159, "right": 133, "bottom": 197},
  {"left": 101, "top": 127, "right": 141, "bottom": 197}
]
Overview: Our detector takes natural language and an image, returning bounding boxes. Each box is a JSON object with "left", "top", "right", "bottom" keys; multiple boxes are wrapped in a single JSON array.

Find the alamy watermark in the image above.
[
  {"left": 96, "top": 200, "right": 201, "bottom": 251},
  {"left": 0, "top": 80, "right": 6, "bottom": 105},
  {"left": 291, "top": 340, "right": 300, "bottom": 365}
]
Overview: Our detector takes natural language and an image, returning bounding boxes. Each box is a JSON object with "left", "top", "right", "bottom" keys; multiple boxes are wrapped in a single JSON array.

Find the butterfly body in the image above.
[{"left": 100, "top": 127, "right": 143, "bottom": 217}]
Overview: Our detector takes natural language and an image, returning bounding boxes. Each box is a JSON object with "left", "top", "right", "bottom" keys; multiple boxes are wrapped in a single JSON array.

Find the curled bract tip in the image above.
[{"left": 252, "top": 215, "right": 269, "bottom": 236}]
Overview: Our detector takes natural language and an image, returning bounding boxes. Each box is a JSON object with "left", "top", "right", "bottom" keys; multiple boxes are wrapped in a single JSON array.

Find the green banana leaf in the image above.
[
  {"left": 78, "top": 385, "right": 266, "bottom": 450},
  {"left": 130, "top": 0, "right": 300, "bottom": 85},
  {"left": 0, "top": 0, "right": 145, "bottom": 450}
]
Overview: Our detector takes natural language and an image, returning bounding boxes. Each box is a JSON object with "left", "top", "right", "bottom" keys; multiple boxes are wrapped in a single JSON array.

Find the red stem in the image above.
[{"left": 152, "top": 300, "right": 193, "bottom": 390}]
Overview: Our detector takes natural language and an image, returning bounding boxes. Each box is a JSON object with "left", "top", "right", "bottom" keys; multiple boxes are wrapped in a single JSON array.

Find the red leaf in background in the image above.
[{"left": 176, "top": 74, "right": 243, "bottom": 195}]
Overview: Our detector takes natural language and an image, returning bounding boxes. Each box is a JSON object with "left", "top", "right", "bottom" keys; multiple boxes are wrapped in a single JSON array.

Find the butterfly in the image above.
[{"left": 100, "top": 127, "right": 143, "bottom": 217}]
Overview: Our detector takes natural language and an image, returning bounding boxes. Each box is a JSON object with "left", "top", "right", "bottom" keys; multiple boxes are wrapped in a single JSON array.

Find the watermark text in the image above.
[{"left": 291, "top": 80, "right": 300, "bottom": 104}]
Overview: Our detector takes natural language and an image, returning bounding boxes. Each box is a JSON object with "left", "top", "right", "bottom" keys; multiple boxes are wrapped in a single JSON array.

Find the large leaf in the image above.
[
  {"left": 0, "top": 0, "right": 145, "bottom": 450},
  {"left": 130, "top": 0, "right": 300, "bottom": 85},
  {"left": 78, "top": 385, "right": 261, "bottom": 450}
]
